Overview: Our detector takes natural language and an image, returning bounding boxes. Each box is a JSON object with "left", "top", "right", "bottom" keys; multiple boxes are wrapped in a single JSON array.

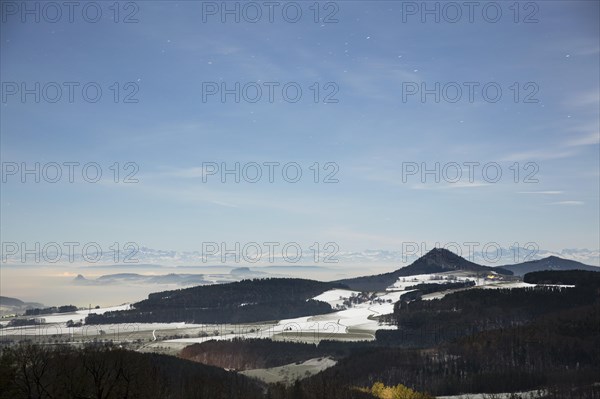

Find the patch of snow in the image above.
[
  {"left": 312, "top": 289, "right": 360, "bottom": 307},
  {"left": 479, "top": 282, "right": 537, "bottom": 290}
]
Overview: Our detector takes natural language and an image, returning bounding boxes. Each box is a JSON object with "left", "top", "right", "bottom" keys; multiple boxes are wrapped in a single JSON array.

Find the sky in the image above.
[{"left": 1, "top": 1, "right": 599, "bottom": 274}]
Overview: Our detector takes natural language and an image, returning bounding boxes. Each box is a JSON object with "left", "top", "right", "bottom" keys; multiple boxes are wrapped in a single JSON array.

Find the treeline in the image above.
[
  {"left": 24, "top": 305, "right": 78, "bottom": 316},
  {"left": 1, "top": 319, "right": 41, "bottom": 328},
  {"left": 524, "top": 269, "right": 600, "bottom": 287},
  {"left": 0, "top": 344, "right": 264, "bottom": 399},
  {"left": 87, "top": 299, "right": 332, "bottom": 324},
  {"left": 398, "top": 280, "right": 476, "bottom": 302}
]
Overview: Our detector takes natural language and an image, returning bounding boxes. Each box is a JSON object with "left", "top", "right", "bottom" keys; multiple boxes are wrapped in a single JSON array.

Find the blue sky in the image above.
[{"left": 1, "top": 1, "right": 599, "bottom": 263}]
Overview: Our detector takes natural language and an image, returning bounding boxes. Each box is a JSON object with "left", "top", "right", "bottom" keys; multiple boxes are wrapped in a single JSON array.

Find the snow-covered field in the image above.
[{"left": 312, "top": 288, "right": 360, "bottom": 307}]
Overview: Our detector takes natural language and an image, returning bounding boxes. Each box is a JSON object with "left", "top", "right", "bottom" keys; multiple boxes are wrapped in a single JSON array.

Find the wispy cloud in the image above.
[
  {"left": 565, "top": 131, "right": 600, "bottom": 147},
  {"left": 548, "top": 201, "right": 584, "bottom": 206},
  {"left": 564, "top": 90, "right": 599, "bottom": 109},
  {"left": 518, "top": 191, "right": 563, "bottom": 195},
  {"left": 411, "top": 182, "right": 490, "bottom": 190},
  {"left": 501, "top": 148, "right": 577, "bottom": 161},
  {"left": 152, "top": 166, "right": 210, "bottom": 180}
]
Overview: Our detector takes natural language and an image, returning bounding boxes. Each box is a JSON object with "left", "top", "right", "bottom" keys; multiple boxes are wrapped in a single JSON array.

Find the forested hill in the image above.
[
  {"left": 503, "top": 256, "right": 600, "bottom": 276},
  {"left": 524, "top": 269, "right": 600, "bottom": 286},
  {"left": 335, "top": 248, "right": 512, "bottom": 291},
  {"left": 86, "top": 278, "right": 346, "bottom": 324}
]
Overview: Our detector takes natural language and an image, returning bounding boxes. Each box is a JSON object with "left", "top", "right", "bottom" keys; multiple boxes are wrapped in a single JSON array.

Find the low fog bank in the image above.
[{"left": 0, "top": 263, "right": 399, "bottom": 307}]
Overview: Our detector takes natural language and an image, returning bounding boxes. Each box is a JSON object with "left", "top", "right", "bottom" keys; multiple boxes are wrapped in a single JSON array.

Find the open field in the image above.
[{"left": 241, "top": 357, "right": 337, "bottom": 385}]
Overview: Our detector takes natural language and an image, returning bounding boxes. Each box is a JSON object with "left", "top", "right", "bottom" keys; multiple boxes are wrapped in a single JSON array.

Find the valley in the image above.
[{"left": 1, "top": 249, "right": 598, "bottom": 398}]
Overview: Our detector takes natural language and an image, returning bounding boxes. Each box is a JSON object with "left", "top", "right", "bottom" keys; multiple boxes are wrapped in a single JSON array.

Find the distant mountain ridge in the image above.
[
  {"left": 72, "top": 269, "right": 266, "bottom": 286},
  {"left": 501, "top": 256, "right": 600, "bottom": 276},
  {"left": 0, "top": 296, "right": 45, "bottom": 316},
  {"left": 3, "top": 245, "right": 597, "bottom": 267},
  {"left": 334, "top": 248, "right": 513, "bottom": 291},
  {"left": 73, "top": 273, "right": 209, "bottom": 286}
]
